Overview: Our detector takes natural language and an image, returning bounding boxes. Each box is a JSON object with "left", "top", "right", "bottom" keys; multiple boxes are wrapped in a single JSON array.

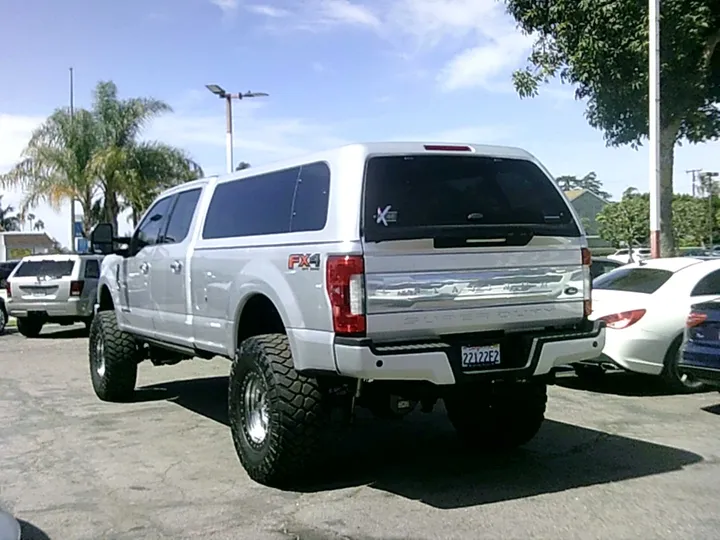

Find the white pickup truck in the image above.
[{"left": 87, "top": 141, "right": 606, "bottom": 487}]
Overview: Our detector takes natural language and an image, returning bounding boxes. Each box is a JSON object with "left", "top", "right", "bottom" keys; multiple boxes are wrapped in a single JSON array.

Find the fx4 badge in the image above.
[{"left": 288, "top": 253, "right": 321, "bottom": 271}]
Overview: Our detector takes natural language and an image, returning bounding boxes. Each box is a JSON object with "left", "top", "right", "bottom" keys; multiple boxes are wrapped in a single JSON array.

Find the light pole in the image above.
[
  {"left": 205, "top": 84, "right": 269, "bottom": 173},
  {"left": 648, "top": 0, "right": 661, "bottom": 257},
  {"left": 701, "top": 171, "right": 719, "bottom": 248}
]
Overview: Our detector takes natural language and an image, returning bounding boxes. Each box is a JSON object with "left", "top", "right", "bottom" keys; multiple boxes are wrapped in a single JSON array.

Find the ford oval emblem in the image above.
[{"left": 564, "top": 286, "right": 579, "bottom": 295}]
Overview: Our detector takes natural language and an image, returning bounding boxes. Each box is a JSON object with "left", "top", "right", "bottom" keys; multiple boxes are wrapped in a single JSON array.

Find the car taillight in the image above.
[
  {"left": 597, "top": 309, "right": 646, "bottom": 330},
  {"left": 686, "top": 311, "right": 708, "bottom": 328},
  {"left": 70, "top": 280, "right": 84, "bottom": 297},
  {"left": 582, "top": 247, "right": 592, "bottom": 317},
  {"left": 326, "top": 255, "right": 366, "bottom": 336},
  {"left": 5, "top": 281, "right": 11, "bottom": 298}
]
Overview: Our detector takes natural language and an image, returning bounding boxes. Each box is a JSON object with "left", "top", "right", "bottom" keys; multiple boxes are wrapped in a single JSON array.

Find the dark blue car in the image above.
[{"left": 679, "top": 300, "right": 720, "bottom": 388}]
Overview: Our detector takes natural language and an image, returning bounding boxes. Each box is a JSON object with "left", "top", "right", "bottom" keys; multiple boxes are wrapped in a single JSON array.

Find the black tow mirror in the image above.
[{"left": 90, "top": 223, "right": 115, "bottom": 254}]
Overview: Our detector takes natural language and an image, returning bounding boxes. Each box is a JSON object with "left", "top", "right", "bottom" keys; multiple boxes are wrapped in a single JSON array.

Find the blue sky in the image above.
[{"left": 1, "top": 0, "right": 719, "bottom": 247}]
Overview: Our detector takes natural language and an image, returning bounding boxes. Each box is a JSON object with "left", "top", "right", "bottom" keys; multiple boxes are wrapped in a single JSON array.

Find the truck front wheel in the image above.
[
  {"left": 444, "top": 380, "right": 547, "bottom": 450},
  {"left": 89, "top": 311, "right": 139, "bottom": 402},
  {"left": 229, "top": 333, "right": 329, "bottom": 487}
]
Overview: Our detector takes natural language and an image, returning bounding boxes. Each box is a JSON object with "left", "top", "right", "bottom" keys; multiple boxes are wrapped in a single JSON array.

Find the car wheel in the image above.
[
  {"left": 662, "top": 336, "right": 707, "bottom": 393},
  {"left": 17, "top": 317, "right": 43, "bottom": 338},
  {"left": 89, "top": 311, "right": 139, "bottom": 401},
  {"left": 0, "top": 307, "right": 6, "bottom": 335},
  {"left": 228, "top": 333, "right": 329, "bottom": 487}
]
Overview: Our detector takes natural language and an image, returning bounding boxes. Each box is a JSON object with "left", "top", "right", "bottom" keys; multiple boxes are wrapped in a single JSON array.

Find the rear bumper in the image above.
[
  {"left": 679, "top": 346, "right": 720, "bottom": 387},
  {"left": 333, "top": 320, "right": 605, "bottom": 385},
  {"left": 7, "top": 298, "right": 93, "bottom": 319}
]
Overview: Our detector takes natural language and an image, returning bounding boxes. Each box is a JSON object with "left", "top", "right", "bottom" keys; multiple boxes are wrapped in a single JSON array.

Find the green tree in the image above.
[
  {"left": 235, "top": 161, "right": 251, "bottom": 171},
  {"left": 597, "top": 188, "right": 650, "bottom": 248},
  {"left": 506, "top": 0, "right": 720, "bottom": 257},
  {"left": 555, "top": 171, "right": 611, "bottom": 200},
  {"left": 672, "top": 194, "right": 711, "bottom": 246},
  {"left": 0, "top": 196, "right": 21, "bottom": 232},
  {"left": 1, "top": 80, "right": 203, "bottom": 234},
  {"left": 1, "top": 108, "right": 101, "bottom": 234}
]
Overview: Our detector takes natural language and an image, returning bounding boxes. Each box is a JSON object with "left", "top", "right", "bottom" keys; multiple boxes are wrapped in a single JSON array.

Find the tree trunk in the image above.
[{"left": 658, "top": 125, "right": 677, "bottom": 257}]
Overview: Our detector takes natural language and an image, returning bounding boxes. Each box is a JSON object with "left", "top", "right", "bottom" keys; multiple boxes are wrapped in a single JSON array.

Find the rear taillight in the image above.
[
  {"left": 597, "top": 309, "right": 646, "bottom": 330},
  {"left": 581, "top": 247, "right": 592, "bottom": 317},
  {"left": 686, "top": 311, "right": 708, "bottom": 328},
  {"left": 5, "top": 281, "right": 11, "bottom": 298},
  {"left": 70, "top": 280, "right": 84, "bottom": 297},
  {"left": 326, "top": 255, "right": 366, "bottom": 336}
]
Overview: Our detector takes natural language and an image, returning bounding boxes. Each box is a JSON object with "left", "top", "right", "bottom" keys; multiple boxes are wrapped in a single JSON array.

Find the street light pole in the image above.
[
  {"left": 205, "top": 84, "right": 269, "bottom": 174},
  {"left": 69, "top": 67, "right": 76, "bottom": 253},
  {"left": 649, "top": 0, "right": 661, "bottom": 258}
]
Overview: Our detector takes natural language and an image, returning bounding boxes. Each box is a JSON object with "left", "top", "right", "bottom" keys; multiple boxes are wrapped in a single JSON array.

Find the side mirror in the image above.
[{"left": 90, "top": 223, "right": 115, "bottom": 254}]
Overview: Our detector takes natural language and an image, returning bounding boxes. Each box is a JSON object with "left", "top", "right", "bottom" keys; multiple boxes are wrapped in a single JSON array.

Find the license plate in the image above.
[{"left": 461, "top": 344, "right": 501, "bottom": 369}]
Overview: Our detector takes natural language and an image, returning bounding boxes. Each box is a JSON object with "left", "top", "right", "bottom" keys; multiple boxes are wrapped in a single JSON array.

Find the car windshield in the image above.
[
  {"left": 13, "top": 259, "right": 76, "bottom": 279},
  {"left": 593, "top": 267, "right": 673, "bottom": 294}
]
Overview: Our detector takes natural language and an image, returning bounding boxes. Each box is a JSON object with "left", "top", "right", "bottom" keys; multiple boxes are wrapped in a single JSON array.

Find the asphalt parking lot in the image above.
[{"left": 2, "top": 326, "right": 720, "bottom": 540}]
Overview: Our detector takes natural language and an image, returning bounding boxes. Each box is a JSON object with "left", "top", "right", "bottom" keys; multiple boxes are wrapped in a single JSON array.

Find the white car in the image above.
[
  {"left": 577, "top": 256, "right": 720, "bottom": 391},
  {"left": 607, "top": 247, "right": 652, "bottom": 264}
]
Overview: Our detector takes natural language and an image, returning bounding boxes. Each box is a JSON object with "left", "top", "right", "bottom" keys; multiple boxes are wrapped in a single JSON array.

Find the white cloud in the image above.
[
  {"left": 210, "top": 0, "right": 239, "bottom": 15},
  {"left": 315, "top": 0, "right": 380, "bottom": 28},
  {"left": 0, "top": 114, "right": 43, "bottom": 170},
  {"left": 245, "top": 4, "right": 290, "bottom": 17}
]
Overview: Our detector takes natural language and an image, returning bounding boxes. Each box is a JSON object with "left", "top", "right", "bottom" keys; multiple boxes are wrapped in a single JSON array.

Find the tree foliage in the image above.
[
  {"left": 506, "top": 0, "right": 720, "bottom": 255},
  {"left": 1, "top": 80, "right": 203, "bottom": 236},
  {"left": 555, "top": 171, "right": 611, "bottom": 200},
  {"left": 235, "top": 161, "right": 251, "bottom": 171},
  {"left": 597, "top": 189, "right": 650, "bottom": 248},
  {"left": 0, "top": 195, "right": 21, "bottom": 232}
]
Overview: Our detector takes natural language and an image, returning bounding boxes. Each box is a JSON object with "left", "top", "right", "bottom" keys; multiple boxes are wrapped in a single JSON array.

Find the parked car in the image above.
[
  {"left": 0, "top": 259, "right": 20, "bottom": 289},
  {"left": 590, "top": 257, "right": 624, "bottom": 279},
  {"left": 86, "top": 141, "right": 605, "bottom": 487},
  {"left": 5, "top": 253, "right": 104, "bottom": 337},
  {"left": 607, "top": 247, "right": 651, "bottom": 264},
  {"left": 575, "top": 257, "right": 720, "bottom": 391},
  {"left": 678, "top": 300, "right": 720, "bottom": 389},
  {"left": 0, "top": 296, "right": 7, "bottom": 335}
]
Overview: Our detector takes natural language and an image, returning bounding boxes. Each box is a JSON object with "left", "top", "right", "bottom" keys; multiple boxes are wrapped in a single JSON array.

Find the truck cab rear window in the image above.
[
  {"left": 14, "top": 260, "right": 75, "bottom": 278},
  {"left": 362, "top": 155, "right": 579, "bottom": 241}
]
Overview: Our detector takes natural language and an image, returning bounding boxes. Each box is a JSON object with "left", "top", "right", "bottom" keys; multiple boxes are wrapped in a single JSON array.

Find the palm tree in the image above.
[
  {"left": 33, "top": 219, "right": 45, "bottom": 231},
  {"left": 1, "top": 80, "right": 203, "bottom": 235},
  {"left": 0, "top": 196, "right": 21, "bottom": 231},
  {"left": 0, "top": 108, "right": 101, "bottom": 235},
  {"left": 89, "top": 81, "right": 202, "bottom": 230},
  {"left": 235, "top": 161, "right": 251, "bottom": 171}
]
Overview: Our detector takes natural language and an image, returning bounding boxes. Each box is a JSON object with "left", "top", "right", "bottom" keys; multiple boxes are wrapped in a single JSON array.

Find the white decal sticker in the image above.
[{"left": 376, "top": 205, "right": 398, "bottom": 226}]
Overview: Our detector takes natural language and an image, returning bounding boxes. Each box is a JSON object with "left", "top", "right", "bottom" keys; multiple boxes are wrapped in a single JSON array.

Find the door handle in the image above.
[
  {"left": 170, "top": 260, "right": 183, "bottom": 273},
  {"left": 139, "top": 262, "right": 150, "bottom": 274}
]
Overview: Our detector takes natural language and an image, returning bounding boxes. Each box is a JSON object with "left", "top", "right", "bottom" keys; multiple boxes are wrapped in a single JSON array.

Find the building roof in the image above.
[
  {"left": 564, "top": 189, "right": 610, "bottom": 204},
  {"left": 0, "top": 231, "right": 55, "bottom": 248}
]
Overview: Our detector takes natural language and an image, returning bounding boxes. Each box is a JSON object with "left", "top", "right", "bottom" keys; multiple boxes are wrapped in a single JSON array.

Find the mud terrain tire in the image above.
[{"left": 89, "top": 311, "right": 138, "bottom": 402}]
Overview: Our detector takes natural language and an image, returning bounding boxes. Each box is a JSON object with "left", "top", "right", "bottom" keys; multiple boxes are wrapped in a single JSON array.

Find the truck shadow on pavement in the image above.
[
  {"left": 555, "top": 371, "right": 700, "bottom": 397},
  {"left": 702, "top": 403, "right": 720, "bottom": 415},
  {"left": 135, "top": 376, "right": 704, "bottom": 509}
]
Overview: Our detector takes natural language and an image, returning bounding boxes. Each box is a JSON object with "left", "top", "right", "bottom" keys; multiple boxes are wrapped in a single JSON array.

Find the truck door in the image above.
[
  {"left": 150, "top": 187, "right": 203, "bottom": 346},
  {"left": 121, "top": 194, "right": 176, "bottom": 335}
]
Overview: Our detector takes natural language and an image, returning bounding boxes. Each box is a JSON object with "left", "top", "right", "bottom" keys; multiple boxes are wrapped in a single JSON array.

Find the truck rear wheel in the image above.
[
  {"left": 229, "top": 333, "right": 328, "bottom": 487},
  {"left": 444, "top": 380, "right": 547, "bottom": 450},
  {"left": 17, "top": 317, "right": 43, "bottom": 338},
  {"left": 89, "top": 311, "right": 138, "bottom": 402}
]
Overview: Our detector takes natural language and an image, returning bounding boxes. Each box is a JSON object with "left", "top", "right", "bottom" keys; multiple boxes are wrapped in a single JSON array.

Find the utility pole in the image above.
[
  {"left": 648, "top": 0, "right": 661, "bottom": 258},
  {"left": 69, "top": 67, "right": 76, "bottom": 253},
  {"left": 205, "top": 84, "right": 269, "bottom": 173},
  {"left": 687, "top": 168, "right": 702, "bottom": 197}
]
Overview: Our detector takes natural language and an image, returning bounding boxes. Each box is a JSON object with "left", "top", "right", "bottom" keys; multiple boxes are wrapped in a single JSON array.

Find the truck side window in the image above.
[
  {"left": 290, "top": 161, "right": 330, "bottom": 233},
  {"left": 133, "top": 196, "right": 174, "bottom": 252},
  {"left": 161, "top": 188, "right": 202, "bottom": 244},
  {"left": 203, "top": 167, "right": 299, "bottom": 239}
]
